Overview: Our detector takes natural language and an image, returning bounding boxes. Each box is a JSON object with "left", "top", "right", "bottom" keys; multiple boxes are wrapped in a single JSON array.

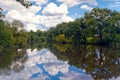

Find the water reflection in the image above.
[
  {"left": 24, "top": 48, "right": 93, "bottom": 80},
  {"left": 48, "top": 44, "right": 120, "bottom": 80},
  {"left": 0, "top": 47, "right": 28, "bottom": 75},
  {"left": 0, "top": 44, "right": 120, "bottom": 80}
]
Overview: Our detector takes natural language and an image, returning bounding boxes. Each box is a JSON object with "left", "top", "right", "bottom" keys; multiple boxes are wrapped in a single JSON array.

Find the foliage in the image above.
[
  {"left": 0, "top": 8, "right": 4, "bottom": 20},
  {"left": 0, "top": 21, "right": 14, "bottom": 47},
  {"left": 27, "top": 30, "right": 46, "bottom": 45},
  {"left": 55, "top": 34, "right": 70, "bottom": 43},
  {"left": 1, "top": 7, "right": 120, "bottom": 48},
  {"left": 16, "top": 0, "right": 32, "bottom": 8},
  {"left": 0, "top": 20, "right": 28, "bottom": 48},
  {"left": 46, "top": 8, "right": 120, "bottom": 45}
]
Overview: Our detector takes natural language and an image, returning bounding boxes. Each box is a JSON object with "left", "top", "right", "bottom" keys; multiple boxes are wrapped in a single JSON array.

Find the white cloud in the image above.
[
  {"left": 38, "top": 15, "right": 73, "bottom": 28},
  {"left": 57, "top": 0, "right": 97, "bottom": 7},
  {"left": 6, "top": 10, "right": 22, "bottom": 21},
  {"left": 80, "top": 5, "right": 93, "bottom": 10},
  {"left": 6, "top": 9, "right": 73, "bottom": 31},
  {"left": 6, "top": 10, "right": 40, "bottom": 31},
  {"left": 0, "top": 1, "right": 73, "bottom": 31},
  {"left": 25, "top": 24, "right": 37, "bottom": 32},
  {"left": 42, "top": 3, "right": 68, "bottom": 16},
  {"left": 0, "top": 0, "right": 41, "bottom": 14},
  {"left": 0, "top": 0, "right": 25, "bottom": 12},
  {"left": 27, "top": 5, "right": 41, "bottom": 14},
  {"left": 41, "top": 3, "right": 73, "bottom": 29}
]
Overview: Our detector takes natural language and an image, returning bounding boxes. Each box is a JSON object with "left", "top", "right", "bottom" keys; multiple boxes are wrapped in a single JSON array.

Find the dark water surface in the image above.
[{"left": 0, "top": 44, "right": 120, "bottom": 80}]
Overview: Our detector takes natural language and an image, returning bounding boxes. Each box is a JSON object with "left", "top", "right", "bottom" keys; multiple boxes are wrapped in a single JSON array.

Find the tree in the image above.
[
  {"left": 16, "top": 0, "right": 32, "bottom": 8},
  {"left": 55, "top": 34, "right": 69, "bottom": 43},
  {"left": 46, "top": 8, "right": 120, "bottom": 45},
  {"left": 0, "top": 8, "right": 4, "bottom": 20},
  {"left": 0, "top": 21, "right": 14, "bottom": 47},
  {"left": 85, "top": 8, "right": 112, "bottom": 44},
  {"left": 11, "top": 20, "right": 28, "bottom": 48},
  {"left": 0, "top": 20, "right": 28, "bottom": 48}
]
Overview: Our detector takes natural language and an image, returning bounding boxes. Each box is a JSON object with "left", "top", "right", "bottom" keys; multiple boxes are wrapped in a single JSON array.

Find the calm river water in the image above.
[{"left": 0, "top": 44, "right": 120, "bottom": 80}]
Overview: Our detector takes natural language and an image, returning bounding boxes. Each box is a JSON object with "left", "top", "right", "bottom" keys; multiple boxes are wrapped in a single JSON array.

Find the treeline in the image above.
[
  {"left": 27, "top": 30, "right": 46, "bottom": 48},
  {"left": 46, "top": 8, "right": 120, "bottom": 45},
  {"left": 1, "top": 8, "right": 120, "bottom": 49},
  {"left": 0, "top": 7, "right": 46, "bottom": 49},
  {"left": 27, "top": 30, "right": 46, "bottom": 44},
  {"left": 0, "top": 20, "right": 28, "bottom": 49},
  {"left": 0, "top": 20, "right": 46, "bottom": 49}
]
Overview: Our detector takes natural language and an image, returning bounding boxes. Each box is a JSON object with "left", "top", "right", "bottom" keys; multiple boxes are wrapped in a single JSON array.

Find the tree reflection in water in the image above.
[
  {"left": 48, "top": 44, "right": 120, "bottom": 80},
  {"left": 0, "top": 47, "right": 28, "bottom": 75},
  {"left": 0, "top": 43, "right": 120, "bottom": 80}
]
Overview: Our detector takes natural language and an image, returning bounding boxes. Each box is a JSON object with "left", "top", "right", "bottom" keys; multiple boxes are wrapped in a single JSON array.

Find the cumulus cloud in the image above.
[
  {"left": 27, "top": 5, "right": 41, "bottom": 14},
  {"left": 25, "top": 24, "right": 38, "bottom": 32},
  {"left": 6, "top": 9, "right": 40, "bottom": 31},
  {"left": 0, "top": 0, "right": 97, "bottom": 31},
  {"left": 42, "top": 3, "right": 68, "bottom": 16},
  {"left": 38, "top": 15, "right": 73, "bottom": 28},
  {"left": 0, "top": 0, "right": 73, "bottom": 31},
  {"left": 6, "top": 10, "right": 21, "bottom": 21},
  {"left": 57, "top": 0, "right": 97, "bottom": 7},
  {"left": 0, "top": 0, "right": 25, "bottom": 12},
  {"left": 41, "top": 3, "right": 73, "bottom": 28},
  {"left": 80, "top": 5, "right": 93, "bottom": 10}
]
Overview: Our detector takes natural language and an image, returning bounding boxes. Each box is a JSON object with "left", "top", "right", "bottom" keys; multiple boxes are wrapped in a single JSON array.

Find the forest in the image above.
[
  {"left": 47, "top": 8, "right": 120, "bottom": 45},
  {"left": 1, "top": 7, "right": 120, "bottom": 49}
]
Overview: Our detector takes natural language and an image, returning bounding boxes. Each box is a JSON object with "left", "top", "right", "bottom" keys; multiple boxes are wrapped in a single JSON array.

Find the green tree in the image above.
[
  {"left": 86, "top": 8, "right": 112, "bottom": 44},
  {"left": 55, "top": 34, "right": 70, "bottom": 43},
  {"left": 0, "top": 21, "right": 14, "bottom": 47}
]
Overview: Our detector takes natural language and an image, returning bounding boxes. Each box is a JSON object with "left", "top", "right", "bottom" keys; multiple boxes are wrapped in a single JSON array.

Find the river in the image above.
[{"left": 0, "top": 44, "right": 120, "bottom": 80}]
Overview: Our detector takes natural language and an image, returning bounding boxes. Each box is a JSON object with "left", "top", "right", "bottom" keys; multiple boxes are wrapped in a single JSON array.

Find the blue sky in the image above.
[
  {"left": 0, "top": 0, "right": 120, "bottom": 31},
  {"left": 40, "top": 0, "right": 120, "bottom": 18},
  {"left": 50, "top": 0, "right": 120, "bottom": 19}
]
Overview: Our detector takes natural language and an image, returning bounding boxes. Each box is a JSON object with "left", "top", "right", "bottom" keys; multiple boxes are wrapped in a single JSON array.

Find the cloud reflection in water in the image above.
[{"left": 0, "top": 48, "right": 93, "bottom": 80}]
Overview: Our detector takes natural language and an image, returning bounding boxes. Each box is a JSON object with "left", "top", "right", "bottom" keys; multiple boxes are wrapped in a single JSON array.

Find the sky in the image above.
[{"left": 0, "top": 0, "right": 120, "bottom": 31}]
